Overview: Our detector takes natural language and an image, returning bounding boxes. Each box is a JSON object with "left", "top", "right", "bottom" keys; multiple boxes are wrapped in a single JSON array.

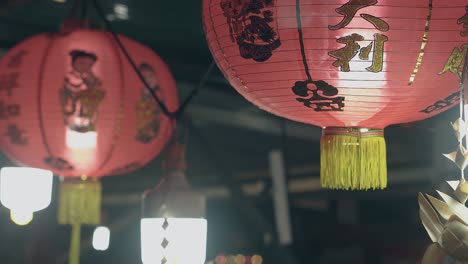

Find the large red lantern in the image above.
[
  {"left": 203, "top": 0, "right": 467, "bottom": 190},
  {"left": 0, "top": 22, "right": 177, "bottom": 263}
]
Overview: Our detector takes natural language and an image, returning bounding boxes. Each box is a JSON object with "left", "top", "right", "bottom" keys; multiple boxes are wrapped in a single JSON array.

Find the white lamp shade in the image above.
[
  {"left": 141, "top": 218, "right": 207, "bottom": 264},
  {"left": 93, "top": 226, "right": 111, "bottom": 251},
  {"left": 0, "top": 167, "right": 53, "bottom": 219}
]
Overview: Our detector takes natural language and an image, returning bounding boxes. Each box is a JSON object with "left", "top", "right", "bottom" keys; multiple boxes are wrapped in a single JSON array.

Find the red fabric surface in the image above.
[
  {"left": 0, "top": 29, "right": 178, "bottom": 177},
  {"left": 203, "top": 0, "right": 467, "bottom": 128}
]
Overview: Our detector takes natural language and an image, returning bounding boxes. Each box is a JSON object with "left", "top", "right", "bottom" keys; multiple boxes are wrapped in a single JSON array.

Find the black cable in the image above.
[
  {"left": 175, "top": 60, "right": 216, "bottom": 119},
  {"left": 91, "top": 0, "right": 173, "bottom": 117},
  {"left": 90, "top": 0, "right": 215, "bottom": 120},
  {"left": 80, "top": 0, "right": 88, "bottom": 21},
  {"left": 68, "top": 0, "right": 82, "bottom": 19}
]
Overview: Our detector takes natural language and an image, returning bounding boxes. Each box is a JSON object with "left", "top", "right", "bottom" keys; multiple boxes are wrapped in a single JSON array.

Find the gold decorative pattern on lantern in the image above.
[{"left": 408, "top": 0, "right": 433, "bottom": 85}]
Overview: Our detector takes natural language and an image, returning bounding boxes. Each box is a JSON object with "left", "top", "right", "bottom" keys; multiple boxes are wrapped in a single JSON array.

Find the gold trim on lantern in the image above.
[
  {"left": 320, "top": 127, "right": 387, "bottom": 190},
  {"left": 408, "top": 0, "right": 433, "bottom": 85}
]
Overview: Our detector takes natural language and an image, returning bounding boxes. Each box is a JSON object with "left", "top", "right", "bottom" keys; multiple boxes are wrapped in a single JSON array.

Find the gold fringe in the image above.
[
  {"left": 58, "top": 176, "right": 101, "bottom": 225},
  {"left": 58, "top": 177, "right": 101, "bottom": 264},
  {"left": 320, "top": 127, "right": 387, "bottom": 190}
]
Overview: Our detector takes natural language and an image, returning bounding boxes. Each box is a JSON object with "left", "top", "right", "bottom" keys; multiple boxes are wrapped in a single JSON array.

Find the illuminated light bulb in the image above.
[
  {"left": 92, "top": 226, "right": 111, "bottom": 251},
  {"left": 10, "top": 210, "right": 33, "bottom": 226},
  {"left": 141, "top": 218, "right": 207, "bottom": 264},
  {"left": 66, "top": 128, "right": 97, "bottom": 149},
  {"left": 0, "top": 167, "right": 53, "bottom": 226},
  {"left": 141, "top": 172, "right": 207, "bottom": 264}
]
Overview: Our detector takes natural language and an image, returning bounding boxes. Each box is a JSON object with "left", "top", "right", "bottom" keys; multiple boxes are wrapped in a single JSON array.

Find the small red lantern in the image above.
[
  {"left": 203, "top": 0, "right": 467, "bottom": 190},
  {"left": 0, "top": 22, "right": 178, "bottom": 263}
]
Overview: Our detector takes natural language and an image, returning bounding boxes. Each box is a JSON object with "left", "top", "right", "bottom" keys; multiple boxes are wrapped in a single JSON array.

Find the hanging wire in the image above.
[
  {"left": 79, "top": 0, "right": 88, "bottom": 20},
  {"left": 67, "top": 0, "right": 82, "bottom": 19},
  {"left": 175, "top": 60, "right": 216, "bottom": 119},
  {"left": 89, "top": 0, "right": 215, "bottom": 120}
]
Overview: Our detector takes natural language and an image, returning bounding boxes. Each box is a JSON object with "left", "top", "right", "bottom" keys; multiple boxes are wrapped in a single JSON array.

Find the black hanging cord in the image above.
[
  {"left": 68, "top": 0, "right": 82, "bottom": 19},
  {"left": 175, "top": 60, "right": 216, "bottom": 119},
  {"left": 80, "top": 0, "right": 88, "bottom": 20},
  {"left": 90, "top": 0, "right": 215, "bottom": 120},
  {"left": 90, "top": 0, "right": 172, "bottom": 117}
]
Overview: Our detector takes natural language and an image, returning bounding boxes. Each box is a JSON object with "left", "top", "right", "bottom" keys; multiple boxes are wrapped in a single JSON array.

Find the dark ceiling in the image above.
[{"left": 0, "top": 1, "right": 463, "bottom": 264}]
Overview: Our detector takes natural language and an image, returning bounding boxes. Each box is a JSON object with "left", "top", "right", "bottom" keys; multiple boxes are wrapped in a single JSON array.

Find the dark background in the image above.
[{"left": 0, "top": 0, "right": 462, "bottom": 263}]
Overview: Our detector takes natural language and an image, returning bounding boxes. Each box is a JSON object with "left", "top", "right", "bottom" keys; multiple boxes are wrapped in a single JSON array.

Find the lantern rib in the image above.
[
  {"left": 93, "top": 32, "right": 127, "bottom": 175},
  {"left": 37, "top": 36, "right": 57, "bottom": 157}
]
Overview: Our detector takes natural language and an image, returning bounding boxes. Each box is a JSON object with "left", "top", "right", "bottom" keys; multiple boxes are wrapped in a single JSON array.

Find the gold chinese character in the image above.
[
  {"left": 328, "top": 33, "right": 388, "bottom": 72},
  {"left": 439, "top": 44, "right": 468, "bottom": 77},
  {"left": 367, "top": 33, "right": 388, "bottom": 73},
  {"left": 329, "top": 0, "right": 389, "bottom": 32},
  {"left": 329, "top": 33, "right": 364, "bottom": 72},
  {"left": 457, "top": 6, "right": 468, "bottom": 37}
]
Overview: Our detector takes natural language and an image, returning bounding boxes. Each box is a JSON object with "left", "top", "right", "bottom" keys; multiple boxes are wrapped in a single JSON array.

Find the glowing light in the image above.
[
  {"left": 113, "top": 4, "right": 129, "bottom": 20},
  {"left": 0, "top": 167, "right": 53, "bottom": 226},
  {"left": 10, "top": 210, "right": 33, "bottom": 226},
  {"left": 360, "top": 128, "right": 369, "bottom": 133},
  {"left": 93, "top": 226, "right": 111, "bottom": 251},
  {"left": 141, "top": 218, "right": 207, "bottom": 264},
  {"left": 66, "top": 128, "right": 97, "bottom": 149}
]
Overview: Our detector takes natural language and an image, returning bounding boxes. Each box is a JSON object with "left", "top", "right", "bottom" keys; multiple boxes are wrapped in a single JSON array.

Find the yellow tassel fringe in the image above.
[
  {"left": 58, "top": 177, "right": 101, "bottom": 264},
  {"left": 58, "top": 176, "right": 101, "bottom": 225},
  {"left": 320, "top": 127, "right": 387, "bottom": 190}
]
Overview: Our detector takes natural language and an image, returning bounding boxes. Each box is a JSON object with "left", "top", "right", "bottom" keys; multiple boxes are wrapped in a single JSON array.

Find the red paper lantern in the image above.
[
  {"left": 0, "top": 24, "right": 178, "bottom": 262},
  {"left": 203, "top": 0, "right": 466, "bottom": 190},
  {"left": 0, "top": 28, "right": 177, "bottom": 177}
]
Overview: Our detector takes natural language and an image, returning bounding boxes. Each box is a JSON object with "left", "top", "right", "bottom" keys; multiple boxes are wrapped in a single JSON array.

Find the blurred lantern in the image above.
[
  {"left": 203, "top": 0, "right": 467, "bottom": 190},
  {"left": 0, "top": 167, "right": 53, "bottom": 225},
  {"left": 141, "top": 136, "right": 207, "bottom": 264},
  {"left": 92, "top": 226, "right": 111, "bottom": 251},
  {"left": 0, "top": 20, "right": 178, "bottom": 263}
]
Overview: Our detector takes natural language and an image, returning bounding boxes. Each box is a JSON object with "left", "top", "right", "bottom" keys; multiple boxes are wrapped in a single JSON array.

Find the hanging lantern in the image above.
[
  {"left": 141, "top": 139, "right": 207, "bottom": 264},
  {"left": 0, "top": 167, "right": 53, "bottom": 225},
  {"left": 0, "top": 21, "right": 178, "bottom": 263},
  {"left": 203, "top": 0, "right": 467, "bottom": 190}
]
